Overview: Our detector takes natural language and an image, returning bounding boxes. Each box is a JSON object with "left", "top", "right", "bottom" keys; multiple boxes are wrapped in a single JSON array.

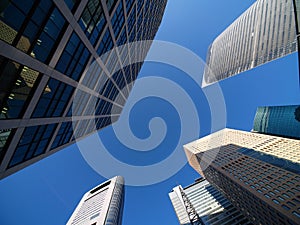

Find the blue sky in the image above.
[{"left": 1, "top": 0, "right": 300, "bottom": 225}]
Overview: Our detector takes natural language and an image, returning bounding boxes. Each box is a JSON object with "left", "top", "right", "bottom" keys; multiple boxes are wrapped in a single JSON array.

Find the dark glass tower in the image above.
[
  {"left": 253, "top": 105, "right": 300, "bottom": 140},
  {"left": 0, "top": 0, "right": 167, "bottom": 179}
]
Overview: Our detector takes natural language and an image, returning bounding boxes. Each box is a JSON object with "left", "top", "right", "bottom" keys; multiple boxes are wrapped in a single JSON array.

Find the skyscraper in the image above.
[
  {"left": 203, "top": 0, "right": 297, "bottom": 87},
  {"left": 66, "top": 176, "right": 124, "bottom": 225},
  {"left": 292, "top": 0, "right": 300, "bottom": 76},
  {"left": 169, "top": 178, "right": 252, "bottom": 225},
  {"left": 184, "top": 129, "right": 300, "bottom": 225},
  {"left": 0, "top": 0, "right": 167, "bottom": 179},
  {"left": 253, "top": 105, "right": 300, "bottom": 139}
]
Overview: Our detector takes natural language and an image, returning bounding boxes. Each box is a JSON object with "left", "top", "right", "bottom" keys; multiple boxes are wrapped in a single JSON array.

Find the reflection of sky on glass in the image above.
[{"left": 0, "top": 1, "right": 300, "bottom": 225}]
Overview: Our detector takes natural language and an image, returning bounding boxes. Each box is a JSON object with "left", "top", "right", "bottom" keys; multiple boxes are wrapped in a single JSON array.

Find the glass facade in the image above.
[
  {"left": 0, "top": 1, "right": 67, "bottom": 63},
  {"left": 0, "top": 0, "right": 167, "bottom": 179},
  {"left": 253, "top": 105, "right": 300, "bottom": 140},
  {"left": 203, "top": 0, "right": 297, "bottom": 86},
  {"left": 0, "top": 56, "right": 42, "bottom": 119}
]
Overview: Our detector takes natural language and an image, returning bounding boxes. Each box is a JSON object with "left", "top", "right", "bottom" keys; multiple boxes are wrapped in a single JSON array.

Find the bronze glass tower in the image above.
[{"left": 184, "top": 129, "right": 300, "bottom": 225}]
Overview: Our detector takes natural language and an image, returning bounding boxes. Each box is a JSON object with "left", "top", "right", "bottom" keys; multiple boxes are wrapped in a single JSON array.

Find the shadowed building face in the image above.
[
  {"left": 0, "top": 0, "right": 167, "bottom": 179},
  {"left": 184, "top": 129, "right": 300, "bottom": 225}
]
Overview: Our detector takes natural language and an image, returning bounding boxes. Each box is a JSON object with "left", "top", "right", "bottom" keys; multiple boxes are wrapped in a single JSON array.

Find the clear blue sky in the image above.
[{"left": 1, "top": 0, "right": 300, "bottom": 225}]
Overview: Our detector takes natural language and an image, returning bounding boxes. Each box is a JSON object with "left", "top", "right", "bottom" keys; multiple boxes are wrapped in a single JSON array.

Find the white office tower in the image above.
[
  {"left": 203, "top": 0, "right": 297, "bottom": 87},
  {"left": 169, "top": 178, "right": 251, "bottom": 225},
  {"left": 66, "top": 176, "right": 124, "bottom": 225}
]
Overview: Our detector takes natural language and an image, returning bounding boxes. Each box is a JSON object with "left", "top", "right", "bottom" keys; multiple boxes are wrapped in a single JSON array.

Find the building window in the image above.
[
  {"left": 31, "top": 78, "right": 75, "bottom": 118},
  {"left": 64, "top": 0, "right": 80, "bottom": 12},
  {"left": 111, "top": 1, "right": 124, "bottom": 38},
  {"left": 55, "top": 32, "right": 91, "bottom": 81},
  {"left": 0, "top": 1, "right": 67, "bottom": 63},
  {"left": 8, "top": 123, "right": 57, "bottom": 167},
  {"left": 106, "top": 0, "right": 118, "bottom": 14},
  {"left": 50, "top": 122, "right": 73, "bottom": 150},
  {"left": 0, "top": 56, "right": 42, "bottom": 119},
  {"left": 79, "top": 0, "right": 106, "bottom": 46},
  {"left": 97, "top": 28, "right": 114, "bottom": 61}
]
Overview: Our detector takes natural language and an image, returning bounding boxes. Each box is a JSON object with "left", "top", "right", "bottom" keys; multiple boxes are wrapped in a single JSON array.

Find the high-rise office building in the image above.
[
  {"left": 253, "top": 105, "right": 300, "bottom": 139},
  {"left": 184, "top": 128, "right": 300, "bottom": 225},
  {"left": 0, "top": 0, "right": 167, "bottom": 179},
  {"left": 66, "top": 176, "right": 124, "bottom": 225},
  {"left": 169, "top": 178, "right": 252, "bottom": 225},
  {"left": 203, "top": 0, "right": 297, "bottom": 87},
  {"left": 292, "top": 0, "right": 300, "bottom": 76}
]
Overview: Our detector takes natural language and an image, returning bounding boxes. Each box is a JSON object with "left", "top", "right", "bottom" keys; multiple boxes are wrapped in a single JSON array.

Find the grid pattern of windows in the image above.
[
  {"left": 79, "top": 0, "right": 106, "bottom": 46},
  {"left": 204, "top": 166, "right": 299, "bottom": 225},
  {"left": 97, "top": 28, "right": 114, "bottom": 60},
  {"left": 0, "top": 1, "right": 67, "bottom": 63},
  {"left": 0, "top": 56, "right": 42, "bottom": 119},
  {"left": 111, "top": 1, "right": 125, "bottom": 38},
  {"left": 50, "top": 122, "right": 73, "bottom": 150},
  {"left": 9, "top": 123, "right": 57, "bottom": 168},
  {"left": 67, "top": 176, "right": 124, "bottom": 225},
  {"left": 203, "top": 0, "right": 297, "bottom": 86},
  {"left": 185, "top": 129, "right": 300, "bottom": 225},
  {"left": 253, "top": 105, "right": 300, "bottom": 140},
  {"left": 55, "top": 32, "right": 91, "bottom": 81},
  {"left": 169, "top": 179, "right": 252, "bottom": 225},
  {"left": 32, "top": 78, "right": 75, "bottom": 118},
  {"left": 0, "top": 0, "right": 167, "bottom": 179}
]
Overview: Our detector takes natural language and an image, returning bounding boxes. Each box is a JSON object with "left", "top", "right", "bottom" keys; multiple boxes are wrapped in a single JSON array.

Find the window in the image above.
[
  {"left": 55, "top": 32, "right": 91, "bottom": 81},
  {"left": 50, "top": 122, "right": 73, "bottom": 150},
  {"left": 97, "top": 28, "right": 113, "bottom": 61},
  {"left": 0, "top": 1, "right": 67, "bottom": 63},
  {"left": 111, "top": 1, "right": 124, "bottom": 38},
  {"left": 79, "top": 0, "right": 106, "bottom": 46},
  {"left": 292, "top": 211, "right": 300, "bottom": 218},
  {"left": 9, "top": 123, "right": 57, "bottom": 167},
  {"left": 64, "top": 0, "right": 80, "bottom": 12},
  {"left": 32, "top": 78, "right": 74, "bottom": 118},
  {"left": 0, "top": 56, "right": 41, "bottom": 119},
  {"left": 282, "top": 205, "right": 290, "bottom": 211}
]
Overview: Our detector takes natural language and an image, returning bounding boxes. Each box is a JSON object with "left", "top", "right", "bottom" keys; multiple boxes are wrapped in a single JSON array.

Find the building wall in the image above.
[
  {"left": 203, "top": 0, "right": 297, "bottom": 86},
  {"left": 169, "top": 178, "right": 251, "bottom": 225},
  {"left": 0, "top": 0, "right": 167, "bottom": 179},
  {"left": 184, "top": 129, "right": 300, "bottom": 225},
  {"left": 66, "top": 176, "right": 124, "bottom": 225},
  {"left": 253, "top": 105, "right": 300, "bottom": 139}
]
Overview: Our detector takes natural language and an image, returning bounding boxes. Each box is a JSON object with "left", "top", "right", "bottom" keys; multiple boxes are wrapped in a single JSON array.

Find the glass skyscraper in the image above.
[
  {"left": 0, "top": 0, "right": 167, "bottom": 179},
  {"left": 169, "top": 178, "right": 252, "bottom": 225},
  {"left": 66, "top": 176, "right": 124, "bottom": 225},
  {"left": 253, "top": 105, "right": 300, "bottom": 139},
  {"left": 203, "top": 0, "right": 297, "bottom": 87},
  {"left": 184, "top": 129, "right": 300, "bottom": 225}
]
